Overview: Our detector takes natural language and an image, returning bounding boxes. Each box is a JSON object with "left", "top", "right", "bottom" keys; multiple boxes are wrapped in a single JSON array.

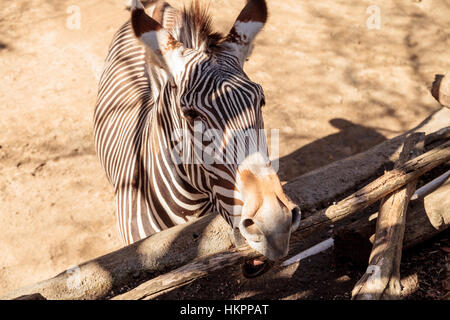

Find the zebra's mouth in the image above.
[{"left": 242, "top": 257, "right": 273, "bottom": 278}]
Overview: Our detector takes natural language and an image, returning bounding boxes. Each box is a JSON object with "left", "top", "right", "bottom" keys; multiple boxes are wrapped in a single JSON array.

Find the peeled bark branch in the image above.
[{"left": 351, "top": 133, "right": 425, "bottom": 300}]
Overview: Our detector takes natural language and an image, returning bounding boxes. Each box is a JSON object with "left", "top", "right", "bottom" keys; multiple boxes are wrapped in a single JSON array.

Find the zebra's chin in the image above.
[{"left": 243, "top": 231, "right": 290, "bottom": 261}]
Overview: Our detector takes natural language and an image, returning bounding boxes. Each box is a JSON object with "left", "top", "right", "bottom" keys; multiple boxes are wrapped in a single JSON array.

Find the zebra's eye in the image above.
[{"left": 183, "top": 109, "right": 199, "bottom": 123}]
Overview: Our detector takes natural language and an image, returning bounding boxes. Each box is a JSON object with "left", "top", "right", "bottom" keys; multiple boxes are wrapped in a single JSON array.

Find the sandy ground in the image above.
[{"left": 0, "top": 0, "right": 449, "bottom": 298}]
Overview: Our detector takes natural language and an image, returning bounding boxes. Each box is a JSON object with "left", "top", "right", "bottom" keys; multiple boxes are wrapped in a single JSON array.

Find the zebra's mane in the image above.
[{"left": 162, "top": 0, "right": 224, "bottom": 54}]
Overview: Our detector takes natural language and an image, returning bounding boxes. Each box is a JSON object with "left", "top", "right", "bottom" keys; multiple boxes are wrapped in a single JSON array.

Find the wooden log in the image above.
[
  {"left": 424, "top": 126, "right": 450, "bottom": 145},
  {"left": 334, "top": 175, "right": 450, "bottom": 266},
  {"left": 351, "top": 133, "right": 425, "bottom": 300},
  {"left": 112, "top": 245, "right": 258, "bottom": 300},
  {"left": 431, "top": 73, "right": 450, "bottom": 108},
  {"left": 2, "top": 108, "right": 449, "bottom": 300},
  {"left": 114, "top": 137, "right": 449, "bottom": 300},
  {"left": 1, "top": 213, "right": 233, "bottom": 300}
]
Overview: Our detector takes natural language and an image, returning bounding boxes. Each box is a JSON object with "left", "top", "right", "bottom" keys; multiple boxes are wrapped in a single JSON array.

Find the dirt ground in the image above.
[{"left": 0, "top": 0, "right": 449, "bottom": 299}]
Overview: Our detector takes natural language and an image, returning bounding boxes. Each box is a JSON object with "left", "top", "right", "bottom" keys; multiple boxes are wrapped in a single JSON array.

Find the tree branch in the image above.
[{"left": 351, "top": 133, "right": 425, "bottom": 300}]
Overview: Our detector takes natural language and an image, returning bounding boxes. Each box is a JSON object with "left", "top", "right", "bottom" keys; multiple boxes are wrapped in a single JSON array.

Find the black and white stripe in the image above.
[{"left": 94, "top": 5, "right": 266, "bottom": 245}]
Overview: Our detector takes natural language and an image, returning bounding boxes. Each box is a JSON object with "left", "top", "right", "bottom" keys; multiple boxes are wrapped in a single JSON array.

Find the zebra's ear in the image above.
[
  {"left": 130, "top": 0, "right": 187, "bottom": 78},
  {"left": 222, "top": 0, "right": 268, "bottom": 66}
]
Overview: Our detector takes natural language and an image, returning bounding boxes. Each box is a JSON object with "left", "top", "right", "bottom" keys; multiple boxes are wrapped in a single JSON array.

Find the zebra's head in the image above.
[{"left": 130, "top": 0, "right": 301, "bottom": 260}]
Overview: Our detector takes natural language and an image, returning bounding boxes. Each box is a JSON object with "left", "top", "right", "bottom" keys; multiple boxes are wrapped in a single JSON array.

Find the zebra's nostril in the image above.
[{"left": 291, "top": 206, "right": 301, "bottom": 231}]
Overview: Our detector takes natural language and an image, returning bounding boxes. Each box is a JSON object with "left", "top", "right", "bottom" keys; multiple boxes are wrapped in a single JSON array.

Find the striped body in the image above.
[
  {"left": 95, "top": 21, "right": 211, "bottom": 244},
  {"left": 94, "top": 20, "right": 265, "bottom": 244},
  {"left": 94, "top": 1, "right": 300, "bottom": 261}
]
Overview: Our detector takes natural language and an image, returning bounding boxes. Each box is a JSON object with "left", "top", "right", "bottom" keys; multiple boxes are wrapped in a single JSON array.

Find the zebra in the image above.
[{"left": 94, "top": 0, "right": 301, "bottom": 260}]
